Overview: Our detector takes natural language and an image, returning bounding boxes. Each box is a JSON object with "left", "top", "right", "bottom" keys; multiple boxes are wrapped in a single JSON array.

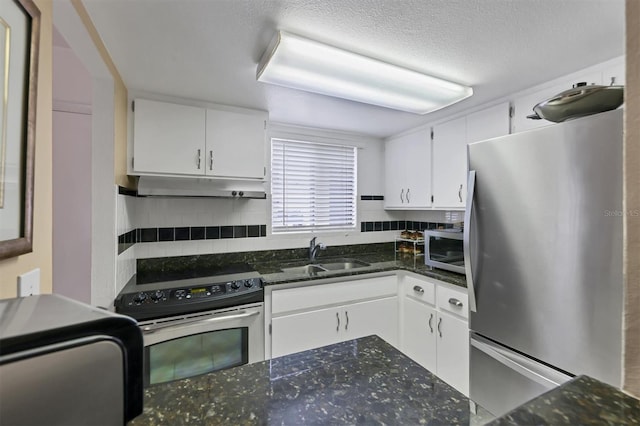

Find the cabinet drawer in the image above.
[
  {"left": 272, "top": 276, "right": 397, "bottom": 315},
  {"left": 437, "top": 285, "right": 469, "bottom": 319},
  {"left": 404, "top": 276, "right": 435, "bottom": 305}
]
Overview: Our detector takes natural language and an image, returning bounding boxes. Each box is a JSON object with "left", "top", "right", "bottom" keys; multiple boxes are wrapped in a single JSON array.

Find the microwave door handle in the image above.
[
  {"left": 142, "top": 310, "right": 260, "bottom": 333},
  {"left": 464, "top": 170, "right": 477, "bottom": 312}
]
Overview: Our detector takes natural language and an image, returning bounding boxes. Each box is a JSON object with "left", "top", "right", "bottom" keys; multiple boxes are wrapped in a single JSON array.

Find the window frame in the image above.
[{"left": 270, "top": 137, "right": 358, "bottom": 234}]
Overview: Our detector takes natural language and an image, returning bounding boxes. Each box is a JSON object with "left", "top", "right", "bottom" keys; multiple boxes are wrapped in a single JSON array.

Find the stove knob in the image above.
[
  {"left": 151, "top": 290, "right": 165, "bottom": 301},
  {"left": 133, "top": 292, "right": 148, "bottom": 305},
  {"left": 244, "top": 280, "right": 253, "bottom": 288},
  {"left": 230, "top": 281, "right": 241, "bottom": 290}
]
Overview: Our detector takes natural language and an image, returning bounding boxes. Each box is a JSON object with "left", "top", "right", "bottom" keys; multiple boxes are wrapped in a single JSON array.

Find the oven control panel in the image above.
[{"left": 115, "top": 277, "right": 264, "bottom": 320}]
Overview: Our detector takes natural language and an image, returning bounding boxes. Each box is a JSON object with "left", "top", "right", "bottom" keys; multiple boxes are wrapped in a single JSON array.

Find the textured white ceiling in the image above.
[{"left": 82, "top": 0, "right": 624, "bottom": 138}]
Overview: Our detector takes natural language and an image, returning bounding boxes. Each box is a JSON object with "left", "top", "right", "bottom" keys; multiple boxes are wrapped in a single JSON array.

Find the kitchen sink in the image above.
[
  {"left": 318, "top": 259, "right": 370, "bottom": 271},
  {"left": 280, "top": 258, "right": 370, "bottom": 275},
  {"left": 281, "top": 264, "right": 328, "bottom": 275}
]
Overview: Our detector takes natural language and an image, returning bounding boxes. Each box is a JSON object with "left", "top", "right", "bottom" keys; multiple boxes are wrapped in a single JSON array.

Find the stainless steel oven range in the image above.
[{"left": 114, "top": 264, "right": 264, "bottom": 387}]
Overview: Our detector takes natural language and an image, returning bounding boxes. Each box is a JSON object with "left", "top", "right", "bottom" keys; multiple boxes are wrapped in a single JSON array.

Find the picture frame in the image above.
[{"left": 0, "top": 0, "right": 40, "bottom": 260}]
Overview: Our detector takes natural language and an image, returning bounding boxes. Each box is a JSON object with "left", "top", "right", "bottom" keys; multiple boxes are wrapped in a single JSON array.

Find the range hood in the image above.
[{"left": 136, "top": 176, "right": 267, "bottom": 199}]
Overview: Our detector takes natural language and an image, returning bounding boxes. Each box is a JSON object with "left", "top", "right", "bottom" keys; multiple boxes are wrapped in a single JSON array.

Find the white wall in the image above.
[
  {"left": 54, "top": 1, "right": 119, "bottom": 308},
  {"left": 116, "top": 191, "right": 136, "bottom": 294},
  {"left": 132, "top": 123, "right": 407, "bottom": 260},
  {"left": 52, "top": 44, "right": 92, "bottom": 303}
]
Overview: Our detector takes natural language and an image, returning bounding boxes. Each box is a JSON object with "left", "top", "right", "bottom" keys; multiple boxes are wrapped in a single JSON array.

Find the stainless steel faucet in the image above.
[{"left": 309, "top": 237, "right": 326, "bottom": 262}]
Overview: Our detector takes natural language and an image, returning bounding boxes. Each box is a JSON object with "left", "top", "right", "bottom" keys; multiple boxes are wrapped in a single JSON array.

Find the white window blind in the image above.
[{"left": 271, "top": 138, "right": 357, "bottom": 233}]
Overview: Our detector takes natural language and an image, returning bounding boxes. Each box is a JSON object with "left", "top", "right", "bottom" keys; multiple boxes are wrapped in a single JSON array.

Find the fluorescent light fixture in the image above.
[{"left": 256, "top": 31, "right": 473, "bottom": 115}]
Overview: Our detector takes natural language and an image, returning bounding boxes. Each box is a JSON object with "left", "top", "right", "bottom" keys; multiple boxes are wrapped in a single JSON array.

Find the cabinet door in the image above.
[
  {"left": 384, "top": 137, "right": 408, "bottom": 208},
  {"left": 436, "top": 311, "right": 469, "bottom": 396},
  {"left": 466, "top": 102, "right": 510, "bottom": 144},
  {"left": 384, "top": 129, "right": 431, "bottom": 209},
  {"left": 432, "top": 117, "right": 466, "bottom": 209},
  {"left": 205, "top": 109, "right": 266, "bottom": 179},
  {"left": 133, "top": 99, "right": 206, "bottom": 175},
  {"left": 271, "top": 307, "right": 341, "bottom": 358},
  {"left": 402, "top": 297, "right": 437, "bottom": 373},
  {"left": 342, "top": 297, "right": 399, "bottom": 347},
  {"left": 404, "top": 128, "right": 432, "bottom": 208}
]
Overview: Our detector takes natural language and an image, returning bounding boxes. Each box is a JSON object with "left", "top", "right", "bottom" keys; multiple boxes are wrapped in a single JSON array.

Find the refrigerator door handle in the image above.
[
  {"left": 464, "top": 169, "right": 477, "bottom": 312},
  {"left": 471, "top": 335, "right": 572, "bottom": 389}
]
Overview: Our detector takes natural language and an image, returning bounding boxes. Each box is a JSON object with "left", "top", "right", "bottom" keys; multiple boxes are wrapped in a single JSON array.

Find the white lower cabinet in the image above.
[
  {"left": 402, "top": 276, "right": 469, "bottom": 396},
  {"left": 268, "top": 273, "right": 469, "bottom": 396},
  {"left": 271, "top": 296, "right": 398, "bottom": 358},
  {"left": 270, "top": 276, "right": 399, "bottom": 358},
  {"left": 403, "top": 297, "right": 437, "bottom": 372},
  {"left": 435, "top": 310, "right": 469, "bottom": 396}
]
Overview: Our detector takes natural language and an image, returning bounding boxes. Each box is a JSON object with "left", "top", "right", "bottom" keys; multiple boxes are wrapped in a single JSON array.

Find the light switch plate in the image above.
[{"left": 18, "top": 268, "right": 41, "bottom": 297}]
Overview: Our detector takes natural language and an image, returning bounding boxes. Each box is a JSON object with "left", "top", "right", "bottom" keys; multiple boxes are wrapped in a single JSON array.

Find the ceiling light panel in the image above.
[{"left": 257, "top": 31, "right": 473, "bottom": 115}]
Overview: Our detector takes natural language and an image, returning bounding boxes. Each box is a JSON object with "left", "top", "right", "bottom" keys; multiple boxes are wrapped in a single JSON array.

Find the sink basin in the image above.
[
  {"left": 281, "top": 264, "right": 328, "bottom": 275},
  {"left": 319, "top": 259, "right": 370, "bottom": 271},
  {"left": 280, "top": 258, "right": 370, "bottom": 275}
]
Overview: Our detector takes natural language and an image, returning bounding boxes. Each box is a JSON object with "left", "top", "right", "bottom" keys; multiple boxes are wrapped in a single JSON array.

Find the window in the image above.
[{"left": 271, "top": 138, "right": 357, "bottom": 233}]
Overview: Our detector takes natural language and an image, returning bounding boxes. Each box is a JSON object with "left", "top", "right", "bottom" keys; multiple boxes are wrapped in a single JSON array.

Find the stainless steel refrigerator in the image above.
[{"left": 465, "top": 108, "right": 624, "bottom": 417}]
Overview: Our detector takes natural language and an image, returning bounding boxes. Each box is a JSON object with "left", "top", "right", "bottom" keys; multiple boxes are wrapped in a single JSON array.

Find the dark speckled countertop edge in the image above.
[
  {"left": 252, "top": 250, "right": 466, "bottom": 288},
  {"left": 488, "top": 375, "right": 640, "bottom": 425},
  {"left": 259, "top": 260, "right": 467, "bottom": 288},
  {"left": 132, "top": 243, "right": 467, "bottom": 290}
]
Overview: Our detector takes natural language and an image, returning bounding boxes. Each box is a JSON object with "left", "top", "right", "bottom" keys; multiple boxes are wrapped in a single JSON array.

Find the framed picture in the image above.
[{"left": 0, "top": 0, "right": 40, "bottom": 260}]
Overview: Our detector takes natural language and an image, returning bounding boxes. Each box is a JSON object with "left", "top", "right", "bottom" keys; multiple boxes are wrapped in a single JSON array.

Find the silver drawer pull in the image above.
[
  {"left": 413, "top": 286, "right": 424, "bottom": 294},
  {"left": 449, "top": 298, "right": 463, "bottom": 307}
]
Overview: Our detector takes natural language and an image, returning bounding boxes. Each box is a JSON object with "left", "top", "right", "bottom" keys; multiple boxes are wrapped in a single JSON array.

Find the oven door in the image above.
[{"left": 140, "top": 303, "right": 264, "bottom": 386}]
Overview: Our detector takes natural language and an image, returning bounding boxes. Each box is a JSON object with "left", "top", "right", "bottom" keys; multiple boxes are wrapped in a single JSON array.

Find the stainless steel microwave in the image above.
[{"left": 424, "top": 229, "right": 465, "bottom": 274}]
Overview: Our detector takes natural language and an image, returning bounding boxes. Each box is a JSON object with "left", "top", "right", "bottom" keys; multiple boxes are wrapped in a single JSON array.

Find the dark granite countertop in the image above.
[
  {"left": 256, "top": 251, "right": 467, "bottom": 288},
  {"left": 134, "top": 242, "right": 467, "bottom": 289},
  {"left": 129, "top": 335, "right": 470, "bottom": 425},
  {"left": 488, "top": 375, "right": 640, "bottom": 425}
]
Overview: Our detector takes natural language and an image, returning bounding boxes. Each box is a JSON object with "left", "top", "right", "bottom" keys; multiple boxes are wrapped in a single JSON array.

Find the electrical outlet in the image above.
[{"left": 18, "top": 268, "right": 40, "bottom": 297}]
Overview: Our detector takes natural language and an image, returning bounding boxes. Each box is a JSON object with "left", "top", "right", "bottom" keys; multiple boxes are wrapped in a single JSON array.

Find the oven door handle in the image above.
[{"left": 142, "top": 310, "right": 260, "bottom": 333}]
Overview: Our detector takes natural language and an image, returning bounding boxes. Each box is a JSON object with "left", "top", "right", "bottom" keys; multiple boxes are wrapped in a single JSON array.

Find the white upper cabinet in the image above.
[
  {"left": 206, "top": 109, "right": 266, "bottom": 179},
  {"left": 384, "top": 128, "right": 431, "bottom": 209},
  {"left": 466, "top": 102, "right": 511, "bottom": 144},
  {"left": 133, "top": 99, "right": 206, "bottom": 175},
  {"left": 385, "top": 104, "right": 509, "bottom": 211},
  {"left": 131, "top": 98, "right": 267, "bottom": 179},
  {"left": 432, "top": 116, "right": 467, "bottom": 209}
]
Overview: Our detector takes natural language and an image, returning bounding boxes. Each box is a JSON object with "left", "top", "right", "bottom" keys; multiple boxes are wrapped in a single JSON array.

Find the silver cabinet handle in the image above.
[
  {"left": 209, "top": 150, "right": 213, "bottom": 170},
  {"left": 336, "top": 312, "right": 340, "bottom": 332},
  {"left": 458, "top": 184, "right": 463, "bottom": 202},
  {"left": 345, "top": 311, "right": 349, "bottom": 331},
  {"left": 406, "top": 188, "right": 410, "bottom": 203},
  {"left": 464, "top": 170, "right": 478, "bottom": 312},
  {"left": 196, "top": 149, "right": 201, "bottom": 169},
  {"left": 413, "top": 285, "right": 424, "bottom": 294},
  {"left": 449, "top": 298, "right": 463, "bottom": 308},
  {"left": 428, "top": 313, "right": 433, "bottom": 333},
  {"left": 400, "top": 188, "right": 404, "bottom": 203},
  {"left": 437, "top": 317, "right": 442, "bottom": 337}
]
